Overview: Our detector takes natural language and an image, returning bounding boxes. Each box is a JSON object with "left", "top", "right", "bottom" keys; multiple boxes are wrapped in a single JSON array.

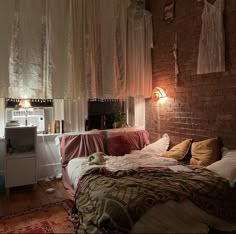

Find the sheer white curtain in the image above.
[
  {"left": 73, "top": 0, "right": 128, "bottom": 99},
  {"left": 0, "top": 0, "right": 82, "bottom": 131},
  {"left": 0, "top": 0, "right": 70, "bottom": 99},
  {"left": 0, "top": 0, "right": 13, "bottom": 98},
  {"left": 100, "top": 0, "right": 128, "bottom": 99},
  {"left": 62, "top": 0, "right": 85, "bottom": 132},
  {"left": 0, "top": 0, "right": 151, "bottom": 133},
  {"left": 127, "top": 0, "right": 153, "bottom": 98},
  {"left": 65, "top": 0, "right": 129, "bottom": 132},
  {"left": 8, "top": 0, "right": 47, "bottom": 98},
  {"left": 0, "top": 98, "right": 5, "bottom": 137}
]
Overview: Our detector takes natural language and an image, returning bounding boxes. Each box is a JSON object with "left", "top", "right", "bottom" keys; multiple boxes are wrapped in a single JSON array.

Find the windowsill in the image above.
[
  {"left": 37, "top": 133, "right": 61, "bottom": 136},
  {"left": 0, "top": 133, "right": 61, "bottom": 139}
]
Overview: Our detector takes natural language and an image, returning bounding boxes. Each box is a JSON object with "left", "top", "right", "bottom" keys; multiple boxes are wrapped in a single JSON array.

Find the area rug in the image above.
[{"left": 0, "top": 200, "right": 75, "bottom": 233}]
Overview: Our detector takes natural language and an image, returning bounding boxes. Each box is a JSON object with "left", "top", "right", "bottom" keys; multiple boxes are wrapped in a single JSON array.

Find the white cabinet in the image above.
[{"left": 5, "top": 126, "right": 37, "bottom": 189}]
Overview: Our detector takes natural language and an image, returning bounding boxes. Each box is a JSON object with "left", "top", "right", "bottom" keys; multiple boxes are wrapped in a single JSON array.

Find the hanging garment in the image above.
[{"left": 197, "top": 0, "right": 225, "bottom": 74}]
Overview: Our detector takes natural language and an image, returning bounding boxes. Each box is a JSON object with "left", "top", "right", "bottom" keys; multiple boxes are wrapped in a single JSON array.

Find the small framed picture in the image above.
[{"left": 163, "top": 0, "right": 175, "bottom": 23}]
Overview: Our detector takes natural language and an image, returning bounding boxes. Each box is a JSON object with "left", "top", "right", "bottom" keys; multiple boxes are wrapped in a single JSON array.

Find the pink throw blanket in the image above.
[{"left": 59, "top": 133, "right": 105, "bottom": 197}]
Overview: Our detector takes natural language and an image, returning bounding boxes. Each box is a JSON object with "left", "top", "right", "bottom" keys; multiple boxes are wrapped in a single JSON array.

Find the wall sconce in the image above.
[
  {"left": 19, "top": 99, "right": 32, "bottom": 126},
  {"left": 152, "top": 87, "right": 167, "bottom": 101}
]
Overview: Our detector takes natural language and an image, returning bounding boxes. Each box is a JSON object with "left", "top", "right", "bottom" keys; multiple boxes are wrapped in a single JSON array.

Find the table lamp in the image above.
[{"left": 19, "top": 99, "right": 32, "bottom": 126}]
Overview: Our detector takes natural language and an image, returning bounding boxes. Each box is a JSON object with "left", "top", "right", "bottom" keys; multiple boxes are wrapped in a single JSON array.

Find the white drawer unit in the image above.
[
  {"left": 5, "top": 126, "right": 37, "bottom": 193},
  {"left": 6, "top": 156, "right": 36, "bottom": 187}
]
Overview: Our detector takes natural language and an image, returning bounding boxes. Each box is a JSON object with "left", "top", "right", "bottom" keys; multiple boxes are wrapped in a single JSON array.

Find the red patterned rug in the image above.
[{"left": 0, "top": 200, "right": 75, "bottom": 233}]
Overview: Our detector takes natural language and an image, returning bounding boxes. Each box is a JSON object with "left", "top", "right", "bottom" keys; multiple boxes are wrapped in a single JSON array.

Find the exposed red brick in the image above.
[{"left": 146, "top": 0, "right": 236, "bottom": 149}]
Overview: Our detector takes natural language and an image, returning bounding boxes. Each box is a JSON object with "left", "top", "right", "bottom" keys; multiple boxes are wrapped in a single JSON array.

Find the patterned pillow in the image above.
[
  {"left": 190, "top": 138, "right": 220, "bottom": 166},
  {"left": 107, "top": 135, "right": 132, "bottom": 156},
  {"left": 160, "top": 139, "right": 192, "bottom": 161}
]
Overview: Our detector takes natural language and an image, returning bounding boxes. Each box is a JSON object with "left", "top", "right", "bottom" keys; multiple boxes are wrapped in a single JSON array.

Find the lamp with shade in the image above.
[
  {"left": 19, "top": 99, "right": 32, "bottom": 126},
  {"left": 152, "top": 87, "right": 167, "bottom": 101}
]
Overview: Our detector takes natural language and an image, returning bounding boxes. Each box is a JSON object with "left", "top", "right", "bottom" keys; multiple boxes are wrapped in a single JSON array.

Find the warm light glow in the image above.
[
  {"left": 18, "top": 99, "right": 32, "bottom": 126},
  {"left": 19, "top": 99, "right": 32, "bottom": 109},
  {"left": 152, "top": 87, "right": 167, "bottom": 101}
]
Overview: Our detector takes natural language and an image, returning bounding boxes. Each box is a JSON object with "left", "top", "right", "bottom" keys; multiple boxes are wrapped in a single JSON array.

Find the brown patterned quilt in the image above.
[{"left": 74, "top": 167, "right": 236, "bottom": 234}]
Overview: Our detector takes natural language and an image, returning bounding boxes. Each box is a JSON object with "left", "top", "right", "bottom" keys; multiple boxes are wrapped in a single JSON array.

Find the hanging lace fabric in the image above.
[
  {"left": 7, "top": 0, "right": 70, "bottom": 99},
  {"left": 127, "top": 0, "right": 153, "bottom": 98},
  {"left": 8, "top": 0, "right": 49, "bottom": 99},
  {"left": 197, "top": 0, "right": 225, "bottom": 74}
]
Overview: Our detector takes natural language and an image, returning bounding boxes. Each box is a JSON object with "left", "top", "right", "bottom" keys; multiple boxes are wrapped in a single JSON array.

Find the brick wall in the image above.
[{"left": 145, "top": 0, "right": 236, "bottom": 149}]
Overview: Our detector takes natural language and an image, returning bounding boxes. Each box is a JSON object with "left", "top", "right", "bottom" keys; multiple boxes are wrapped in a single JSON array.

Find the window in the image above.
[{"left": 87, "top": 99, "right": 125, "bottom": 130}]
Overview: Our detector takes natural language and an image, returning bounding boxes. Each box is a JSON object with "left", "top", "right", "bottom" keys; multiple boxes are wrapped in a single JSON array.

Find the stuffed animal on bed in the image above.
[{"left": 88, "top": 152, "right": 107, "bottom": 165}]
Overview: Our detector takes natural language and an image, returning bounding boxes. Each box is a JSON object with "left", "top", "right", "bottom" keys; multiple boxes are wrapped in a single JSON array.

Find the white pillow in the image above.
[
  {"left": 207, "top": 148, "right": 236, "bottom": 187},
  {"left": 221, "top": 147, "right": 236, "bottom": 160},
  {"left": 141, "top": 133, "right": 170, "bottom": 156}
]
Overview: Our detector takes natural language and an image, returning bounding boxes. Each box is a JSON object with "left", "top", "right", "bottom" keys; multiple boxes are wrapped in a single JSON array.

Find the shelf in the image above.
[{"left": 5, "top": 125, "right": 36, "bottom": 129}]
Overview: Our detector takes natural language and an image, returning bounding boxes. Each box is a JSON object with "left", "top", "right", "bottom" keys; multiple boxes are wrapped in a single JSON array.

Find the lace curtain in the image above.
[
  {"left": 197, "top": 0, "right": 225, "bottom": 74},
  {"left": 0, "top": 0, "right": 13, "bottom": 98},
  {"left": 0, "top": 0, "right": 71, "bottom": 99}
]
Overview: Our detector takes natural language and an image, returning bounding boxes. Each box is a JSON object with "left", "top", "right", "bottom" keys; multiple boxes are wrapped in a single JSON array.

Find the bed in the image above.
[{"left": 58, "top": 130, "right": 236, "bottom": 233}]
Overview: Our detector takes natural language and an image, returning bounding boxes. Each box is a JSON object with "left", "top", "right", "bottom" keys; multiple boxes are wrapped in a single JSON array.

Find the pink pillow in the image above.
[
  {"left": 107, "top": 135, "right": 132, "bottom": 156},
  {"left": 126, "top": 130, "right": 150, "bottom": 150}
]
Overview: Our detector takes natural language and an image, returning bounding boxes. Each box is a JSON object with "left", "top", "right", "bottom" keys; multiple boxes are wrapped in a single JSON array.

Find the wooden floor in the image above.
[
  {"left": 0, "top": 179, "right": 71, "bottom": 217},
  {"left": 1, "top": 180, "right": 235, "bottom": 234}
]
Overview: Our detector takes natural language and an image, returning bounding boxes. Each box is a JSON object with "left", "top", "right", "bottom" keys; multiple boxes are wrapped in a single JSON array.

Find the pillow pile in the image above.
[
  {"left": 190, "top": 138, "right": 220, "bottom": 166},
  {"left": 207, "top": 148, "right": 236, "bottom": 187},
  {"left": 160, "top": 137, "right": 221, "bottom": 167},
  {"left": 160, "top": 139, "right": 192, "bottom": 161}
]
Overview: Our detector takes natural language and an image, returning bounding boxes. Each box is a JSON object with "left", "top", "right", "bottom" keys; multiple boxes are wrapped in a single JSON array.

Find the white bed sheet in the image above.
[
  {"left": 67, "top": 151, "right": 178, "bottom": 190},
  {"left": 67, "top": 152, "right": 236, "bottom": 233}
]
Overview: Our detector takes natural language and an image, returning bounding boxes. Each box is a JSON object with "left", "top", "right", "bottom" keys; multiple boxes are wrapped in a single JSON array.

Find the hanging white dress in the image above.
[{"left": 197, "top": 0, "right": 225, "bottom": 74}]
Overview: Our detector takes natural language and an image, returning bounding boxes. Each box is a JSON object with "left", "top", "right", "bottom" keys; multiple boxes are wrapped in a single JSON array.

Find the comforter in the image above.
[{"left": 74, "top": 166, "right": 236, "bottom": 233}]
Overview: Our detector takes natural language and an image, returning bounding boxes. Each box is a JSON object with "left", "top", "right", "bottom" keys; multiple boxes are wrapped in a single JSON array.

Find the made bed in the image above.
[{"left": 57, "top": 129, "right": 236, "bottom": 233}]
